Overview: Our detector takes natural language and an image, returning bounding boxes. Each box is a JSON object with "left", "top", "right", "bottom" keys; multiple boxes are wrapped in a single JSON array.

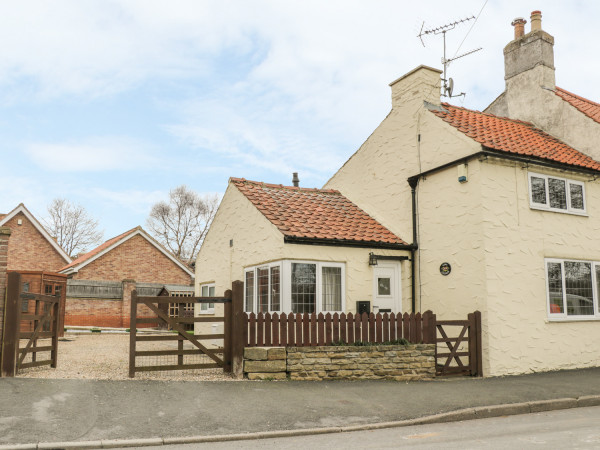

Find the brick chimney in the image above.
[
  {"left": 503, "top": 10, "right": 555, "bottom": 88},
  {"left": 511, "top": 17, "right": 526, "bottom": 40},
  {"left": 389, "top": 65, "right": 442, "bottom": 109}
]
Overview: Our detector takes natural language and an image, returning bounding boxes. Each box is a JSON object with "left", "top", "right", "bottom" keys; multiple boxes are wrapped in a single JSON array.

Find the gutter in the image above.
[{"left": 283, "top": 235, "right": 414, "bottom": 251}]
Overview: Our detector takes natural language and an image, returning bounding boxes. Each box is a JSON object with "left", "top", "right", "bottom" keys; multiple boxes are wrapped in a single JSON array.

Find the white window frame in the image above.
[
  {"left": 528, "top": 172, "right": 587, "bottom": 215},
  {"left": 244, "top": 262, "right": 283, "bottom": 313},
  {"left": 199, "top": 282, "right": 215, "bottom": 314},
  {"left": 545, "top": 258, "right": 600, "bottom": 321},
  {"left": 244, "top": 260, "right": 346, "bottom": 314}
]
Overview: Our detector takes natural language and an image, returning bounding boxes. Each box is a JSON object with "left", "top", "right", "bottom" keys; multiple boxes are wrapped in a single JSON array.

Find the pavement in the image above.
[{"left": 1, "top": 367, "right": 600, "bottom": 449}]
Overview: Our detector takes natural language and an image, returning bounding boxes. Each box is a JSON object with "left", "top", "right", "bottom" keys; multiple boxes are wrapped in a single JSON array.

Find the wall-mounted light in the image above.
[
  {"left": 369, "top": 253, "right": 409, "bottom": 266},
  {"left": 458, "top": 163, "right": 468, "bottom": 183},
  {"left": 369, "top": 252, "right": 378, "bottom": 266}
]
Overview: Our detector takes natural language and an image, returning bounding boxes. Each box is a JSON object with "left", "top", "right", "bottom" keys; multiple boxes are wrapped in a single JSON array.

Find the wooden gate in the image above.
[
  {"left": 435, "top": 311, "right": 482, "bottom": 377},
  {"left": 1, "top": 272, "right": 60, "bottom": 377},
  {"left": 128, "top": 283, "right": 244, "bottom": 377}
]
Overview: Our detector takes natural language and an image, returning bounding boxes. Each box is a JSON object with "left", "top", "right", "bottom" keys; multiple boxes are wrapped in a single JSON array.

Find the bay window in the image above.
[
  {"left": 245, "top": 260, "right": 344, "bottom": 314},
  {"left": 546, "top": 258, "right": 600, "bottom": 319}
]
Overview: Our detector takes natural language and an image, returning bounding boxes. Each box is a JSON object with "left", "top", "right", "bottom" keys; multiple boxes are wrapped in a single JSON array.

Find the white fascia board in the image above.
[{"left": 0, "top": 204, "right": 72, "bottom": 263}]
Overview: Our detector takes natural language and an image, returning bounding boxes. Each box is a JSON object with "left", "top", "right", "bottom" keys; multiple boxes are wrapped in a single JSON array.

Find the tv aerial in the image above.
[{"left": 417, "top": 16, "right": 482, "bottom": 98}]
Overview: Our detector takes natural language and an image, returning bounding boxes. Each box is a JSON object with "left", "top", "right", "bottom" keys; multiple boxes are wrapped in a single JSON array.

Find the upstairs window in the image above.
[{"left": 529, "top": 173, "right": 586, "bottom": 215}]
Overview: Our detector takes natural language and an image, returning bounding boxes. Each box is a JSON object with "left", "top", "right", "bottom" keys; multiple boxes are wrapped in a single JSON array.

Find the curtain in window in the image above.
[
  {"left": 322, "top": 266, "right": 341, "bottom": 311},
  {"left": 270, "top": 266, "right": 280, "bottom": 311}
]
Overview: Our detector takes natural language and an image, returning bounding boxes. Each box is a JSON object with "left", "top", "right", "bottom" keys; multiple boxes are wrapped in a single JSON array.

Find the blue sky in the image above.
[{"left": 2, "top": 1, "right": 599, "bottom": 242}]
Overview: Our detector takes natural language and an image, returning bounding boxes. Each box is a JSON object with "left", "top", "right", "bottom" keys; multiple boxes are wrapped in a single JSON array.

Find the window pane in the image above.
[
  {"left": 597, "top": 265, "right": 600, "bottom": 314},
  {"left": 201, "top": 286, "right": 208, "bottom": 296},
  {"left": 531, "top": 176, "right": 547, "bottom": 204},
  {"left": 257, "top": 268, "right": 269, "bottom": 313},
  {"left": 547, "top": 262, "right": 564, "bottom": 314},
  {"left": 564, "top": 261, "right": 594, "bottom": 316},
  {"left": 270, "top": 266, "right": 280, "bottom": 311},
  {"left": 209, "top": 286, "right": 215, "bottom": 308},
  {"left": 569, "top": 183, "right": 584, "bottom": 210},
  {"left": 378, "top": 278, "right": 391, "bottom": 296},
  {"left": 291, "top": 263, "right": 316, "bottom": 314},
  {"left": 548, "top": 178, "right": 567, "bottom": 209},
  {"left": 245, "top": 271, "right": 254, "bottom": 312},
  {"left": 322, "top": 266, "right": 342, "bottom": 311}
]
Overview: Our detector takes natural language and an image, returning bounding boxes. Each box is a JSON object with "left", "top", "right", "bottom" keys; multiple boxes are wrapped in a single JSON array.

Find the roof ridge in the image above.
[
  {"left": 230, "top": 177, "right": 340, "bottom": 194},
  {"left": 442, "top": 102, "right": 534, "bottom": 126}
]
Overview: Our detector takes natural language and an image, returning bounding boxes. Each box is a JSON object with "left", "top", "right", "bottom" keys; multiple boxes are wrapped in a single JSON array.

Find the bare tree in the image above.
[
  {"left": 44, "top": 198, "right": 104, "bottom": 258},
  {"left": 146, "top": 185, "right": 219, "bottom": 265}
]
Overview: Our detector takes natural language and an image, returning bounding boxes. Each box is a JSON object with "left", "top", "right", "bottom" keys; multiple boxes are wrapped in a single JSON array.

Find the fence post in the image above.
[
  {"left": 223, "top": 289, "right": 232, "bottom": 373},
  {"left": 1, "top": 272, "right": 21, "bottom": 377},
  {"left": 474, "top": 310, "right": 483, "bottom": 377},
  {"left": 467, "top": 312, "right": 476, "bottom": 376},
  {"left": 128, "top": 290, "right": 137, "bottom": 378},
  {"left": 230, "top": 280, "right": 245, "bottom": 379},
  {"left": 51, "top": 295, "right": 59, "bottom": 368}
]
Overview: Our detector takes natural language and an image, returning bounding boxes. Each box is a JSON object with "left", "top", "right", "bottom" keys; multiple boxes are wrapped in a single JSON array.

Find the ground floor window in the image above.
[
  {"left": 546, "top": 258, "right": 600, "bottom": 319},
  {"left": 199, "top": 283, "right": 215, "bottom": 314},
  {"left": 245, "top": 260, "right": 344, "bottom": 314}
]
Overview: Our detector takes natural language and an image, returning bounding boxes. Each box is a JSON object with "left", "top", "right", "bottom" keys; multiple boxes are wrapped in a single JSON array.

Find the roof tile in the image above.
[
  {"left": 430, "top": 103, "right": 600, "bottom": 172},
  {"left": 231, "top": 178, "right": 407, "bottom": 246}
]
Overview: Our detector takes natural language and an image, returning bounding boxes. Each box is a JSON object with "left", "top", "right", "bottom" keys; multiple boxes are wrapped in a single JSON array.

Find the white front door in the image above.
[{"left": 372, "top": 263, "right": 401, "bottom": 313}]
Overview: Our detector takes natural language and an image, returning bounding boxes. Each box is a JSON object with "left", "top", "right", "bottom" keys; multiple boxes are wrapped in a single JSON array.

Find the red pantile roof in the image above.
[
  {"left": 430, "top": 103, "right": 600, "bottom": 172},
  {"left": 231, "top": 178, "right": 407, "bottom": 246},
  {"left": 555, "top": 87, "right": 600, "bottom": 124},
  {"left": 59, "top": 227, "right": 139, "bottom": 272}
]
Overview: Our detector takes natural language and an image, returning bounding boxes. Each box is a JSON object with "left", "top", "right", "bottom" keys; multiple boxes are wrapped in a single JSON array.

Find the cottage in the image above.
[{"left": 196, "top": 11, "right": 600, "bottom": 376}]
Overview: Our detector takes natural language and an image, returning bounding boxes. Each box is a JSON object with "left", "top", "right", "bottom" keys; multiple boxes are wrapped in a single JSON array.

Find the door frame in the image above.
[{"left": 372, "top": 261, "right": 402, "bottom": 313}]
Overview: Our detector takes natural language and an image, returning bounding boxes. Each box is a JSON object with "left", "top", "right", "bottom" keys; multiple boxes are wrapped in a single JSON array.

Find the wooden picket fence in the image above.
[{"left": 244, "top": 311, "right": 436, "bottom": 347}]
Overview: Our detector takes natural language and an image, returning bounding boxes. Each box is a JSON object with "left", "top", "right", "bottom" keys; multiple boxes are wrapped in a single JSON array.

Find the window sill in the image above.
[
  {"left": 547, "top": 317, "right": 600, "bottom": 323},
  {"left": 198, "top": 311, "right": 215, "bottom": 315},
  {"left": 530, "top": 205, "right": 587, "bottom": 216}
]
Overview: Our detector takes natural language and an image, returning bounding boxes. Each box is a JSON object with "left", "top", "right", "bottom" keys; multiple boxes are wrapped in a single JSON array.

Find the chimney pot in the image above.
[
  {"left": 292, "top": 172, "right": 300, "bottom": 187},
  {"left": 511, "top": 17, "right": 527, "bottom": 40},
  {"left": 530, "top": 10, "right": 542, "bottom": 31}
]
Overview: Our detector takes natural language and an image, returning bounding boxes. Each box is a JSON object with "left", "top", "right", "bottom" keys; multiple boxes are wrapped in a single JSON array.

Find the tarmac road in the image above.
[{"left": 1, "top": 367, "right": 600, "bottom": 448}]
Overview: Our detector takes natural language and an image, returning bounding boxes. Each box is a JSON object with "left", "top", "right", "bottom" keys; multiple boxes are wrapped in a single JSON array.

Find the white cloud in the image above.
[
  {"left": 23, "top": 137, "right": 158, "bottom": 172},
  {"left": 91, "top": 187, "right": 165, "bottom": 214}
]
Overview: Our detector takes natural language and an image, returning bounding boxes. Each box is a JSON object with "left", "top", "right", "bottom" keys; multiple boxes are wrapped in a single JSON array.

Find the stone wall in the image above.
[{"left": 244, "top": 344, "right": 436, "bottom": 381}]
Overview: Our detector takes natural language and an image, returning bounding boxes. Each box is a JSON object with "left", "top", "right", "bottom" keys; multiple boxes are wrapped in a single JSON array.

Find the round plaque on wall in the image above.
[{"left": 440, "top": 262, "right": 451, "bottom": 276}]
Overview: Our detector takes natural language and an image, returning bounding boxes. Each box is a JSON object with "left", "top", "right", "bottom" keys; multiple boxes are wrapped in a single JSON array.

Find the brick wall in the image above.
[
  {"left": 65, "top": 279, "right": 160, "bottom": 328},
  {"left": 73, "top": 234, "right": 192, "bottom": 285},
  {"left": 0, "top": 227, "right": 11, "bottom": 364},
  {"left": 4, "top": 213, "right": 68, "bottom": 272}
]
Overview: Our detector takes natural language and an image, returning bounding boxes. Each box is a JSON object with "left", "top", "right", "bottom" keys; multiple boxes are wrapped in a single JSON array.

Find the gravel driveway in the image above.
[{"left": 18, "top": 333, "right": 237, "bottom": 381}]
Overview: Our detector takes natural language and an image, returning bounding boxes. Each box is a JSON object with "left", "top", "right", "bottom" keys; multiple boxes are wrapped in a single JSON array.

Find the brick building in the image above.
[
  {"left": 60, "top": 226, "right": 194, "bottom": 327},
  {"left": 0, "top": 204, "right": 71, "bottom": 272}
]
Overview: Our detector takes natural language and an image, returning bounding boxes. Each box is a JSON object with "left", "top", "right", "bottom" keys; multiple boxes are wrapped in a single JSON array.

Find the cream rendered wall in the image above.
[
  {"left": 325, "top": 66, "right": 481, "bottom": 247},
  {"left": 480, "top": 160, "right": 600, "bottom": 376},
  {"left": 415, "top": 158, "right": 491, "bottom": 373},
  {"left": 194, "top": 183, "right": 284, "bottom": 337}
]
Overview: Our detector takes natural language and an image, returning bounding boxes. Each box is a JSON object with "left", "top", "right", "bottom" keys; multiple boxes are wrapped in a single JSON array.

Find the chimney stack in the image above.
[
  {"left": 292, "top": 172, "right": 300, "bottom": 187},
  {"left": 530, "top": 10, "right": 542, "bottom": 32},
  {"left": 511, "top": 17, "right": 526, "bottom": 40}
]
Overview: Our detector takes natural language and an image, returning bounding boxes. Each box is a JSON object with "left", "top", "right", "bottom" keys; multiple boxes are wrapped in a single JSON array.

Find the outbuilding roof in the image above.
[
  {"left": 429, "top": 103, "right": 600, "bottom": 172},
  {"left": 231, "top": 178, "right": 408, "bottom": 247}
]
